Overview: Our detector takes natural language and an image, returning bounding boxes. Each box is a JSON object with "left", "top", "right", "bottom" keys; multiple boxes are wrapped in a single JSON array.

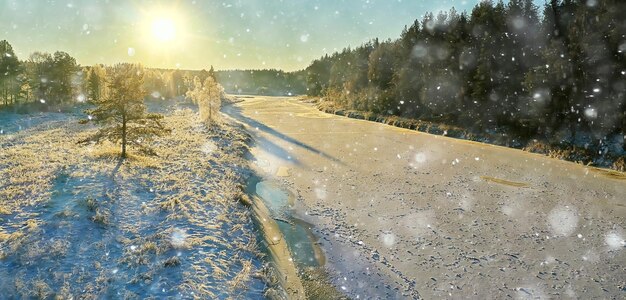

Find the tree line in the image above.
[
  {"left": 0, "top": 39, "right": 302, "bottom": 110},
  {"left": 0, "top": 41, "right": 81, "bottom": 107},
  {"left": 0, "top": 39, "right": 222, "bottom": 110},
  {"left": 305, "top": 0, "right": 626, "bottom": 151}
]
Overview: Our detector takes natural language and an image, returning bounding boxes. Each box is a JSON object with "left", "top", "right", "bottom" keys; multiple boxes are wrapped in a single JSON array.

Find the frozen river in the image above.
[{"left": 226, "top": 95, "right": 626, "bottom": 299}]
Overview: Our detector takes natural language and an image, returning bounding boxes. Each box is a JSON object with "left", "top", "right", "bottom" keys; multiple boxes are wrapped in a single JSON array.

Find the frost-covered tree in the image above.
[
  {"left": 170, "top": 69, "right": 185, "bottom": 97},
  {"left": 186, "top": 75, "right": 223, "bottom": 124},
  {"left": 143, "top": 69, "right": 165, "bottom": 99},
  {"left": 80, "top": 63, "right": 169, "bottom": 158}
]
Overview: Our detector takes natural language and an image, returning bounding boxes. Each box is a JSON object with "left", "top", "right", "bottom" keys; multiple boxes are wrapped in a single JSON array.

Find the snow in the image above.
[
  {"left": 415, "top": 152, "right": 426, "bottom": 163},
  {"left": 547, "top": 205, "right": 578, "bottom": 237},
  {"left": 381, "top": 232, "right": 395, "bottom": 248},
  {"left": 201, "top": 141, "right": 216, "bottom": 154},
  {"left": 314, "top": 187, "right": 327, "bottom": 200},
  {"left": 584, "top": 107, "right": 598, "bottom": 119},
  {"left": 605, "top": 232, "right": 625, "bottom": 250},
  {"left": 170, "top": 228, "right": 188, "bottom": 248}
]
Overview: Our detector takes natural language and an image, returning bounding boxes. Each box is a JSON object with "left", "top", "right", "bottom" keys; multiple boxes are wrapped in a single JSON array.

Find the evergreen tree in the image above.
[
  {"left": 0, "top": 40, "right": 21, "bottom": 106},
  {"left": 27, "top": 52, "right": 54, "bottom": 104},
  {"left": 86, "top": 65, "right": 105, "bottom": 102},
  {"left": 80, "top": 63, "right": 169, "bottom": 158},
  {"left": 49, "top": 51, "right": 79, "bottom": 104}
]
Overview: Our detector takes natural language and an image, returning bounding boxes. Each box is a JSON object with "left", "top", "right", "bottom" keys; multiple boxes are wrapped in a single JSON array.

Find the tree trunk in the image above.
[
  {"left": 550, "top": 0, "right": 560, "bottom": 37},
  {"left": 623, "top": 110, "right": 626, "bottom": 152},
  {"left": 121, "top": 114, "right": 127, "bottom": 158},
  {"left": 3, "top": 82, "right": 6, "bottom": 106},
  {"left": 10, "top": 80, "right": 14, "bottom": 105}
]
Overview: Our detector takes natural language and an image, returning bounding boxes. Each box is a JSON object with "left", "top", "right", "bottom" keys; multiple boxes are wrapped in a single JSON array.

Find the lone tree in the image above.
[
  {"left": 186, "top": 74, "right": 223, "bottom": 124},
  {"left": 80, "top": 63, "right": 169, "bottom": 158}
]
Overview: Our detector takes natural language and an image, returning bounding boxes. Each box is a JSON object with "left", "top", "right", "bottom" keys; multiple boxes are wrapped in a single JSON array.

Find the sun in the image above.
[
  {"left": 140, "top": 7, "right": 187, "bottom": 51},
  {"left": 151, "top": 18, "right": 177, "bottom": 42}
]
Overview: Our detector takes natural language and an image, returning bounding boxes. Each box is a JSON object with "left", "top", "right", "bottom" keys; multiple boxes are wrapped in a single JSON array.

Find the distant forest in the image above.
[
  {"left": 304, "top": 0, "right": 626, "bottom": 153},
  {"left": 0, "top": 41, "right": 194, "bottom": 111},
  {"left": 0, "top": 39, "right": 305, "bottom": 113},
  {"left": 215, "top": 69, "right": 307, "bottom": 96}
]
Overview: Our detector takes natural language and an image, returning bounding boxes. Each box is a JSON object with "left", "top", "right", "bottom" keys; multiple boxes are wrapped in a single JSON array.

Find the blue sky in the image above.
[{"left": 0, "top": 0, "right": 544, "bottom": 71}]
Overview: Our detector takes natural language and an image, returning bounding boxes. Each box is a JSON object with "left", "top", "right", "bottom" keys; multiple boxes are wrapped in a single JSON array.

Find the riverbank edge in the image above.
[
  {"left": 223, "top": 118, "right": 306, "bottom": 299},
  {"left": 302, "top": 98, "right": 625, "bottom": 173},
  {"left": 223, "top": 104, "right": 347, "bottom": 299},
  {"left": 238, "top": 191, "right": 307, "bottom": 299}
]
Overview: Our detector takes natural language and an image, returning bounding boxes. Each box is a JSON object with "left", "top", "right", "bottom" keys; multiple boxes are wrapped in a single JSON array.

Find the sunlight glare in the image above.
[{"left": 151, "top": 18, "right": 176, "bottom": 42}]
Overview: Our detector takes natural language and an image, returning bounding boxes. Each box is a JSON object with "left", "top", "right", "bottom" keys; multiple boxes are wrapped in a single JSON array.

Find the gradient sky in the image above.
[{"left": 0, "top": 0, "right": 543, "bottom": 71}]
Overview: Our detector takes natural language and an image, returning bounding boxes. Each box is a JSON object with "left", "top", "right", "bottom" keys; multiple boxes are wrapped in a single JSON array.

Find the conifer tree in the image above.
[
  {"left": 0, "top": 40, "right": 20, "bottom": 106},
  {"left": 80, "top": 63, "right": 169, "bottom": 158}
]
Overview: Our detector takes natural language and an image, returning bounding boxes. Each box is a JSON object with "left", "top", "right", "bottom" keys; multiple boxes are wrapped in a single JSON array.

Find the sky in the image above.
[{"left": 0, "top": 0, "right": 543, "bottom": 71}]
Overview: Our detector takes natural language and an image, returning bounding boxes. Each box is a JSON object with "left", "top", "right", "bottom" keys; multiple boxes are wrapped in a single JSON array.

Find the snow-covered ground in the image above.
[
  {"left": 0, "top": 103, "right": 268, "bottom": 298},
  {"left": 0, "top": 109, "right": 81, "bottom": 135}
]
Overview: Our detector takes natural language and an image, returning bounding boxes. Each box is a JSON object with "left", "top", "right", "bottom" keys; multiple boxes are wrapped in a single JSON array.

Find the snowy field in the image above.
[{"left": 0, "top": 103, "right": 269, "bottom": 298}]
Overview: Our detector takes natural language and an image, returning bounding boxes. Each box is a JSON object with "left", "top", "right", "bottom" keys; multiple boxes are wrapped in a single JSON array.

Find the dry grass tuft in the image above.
[
  {"left": 31, "top": 280, "right": 52, "bottom": 299},
  {"left": 92, "top": 208, "right": 109, "bottom": 226},
  {"left": 163, "top": 256, "right": 181, "bottom": 267},
  {"left": 589, "top": 167, "right": 626, "bottom": 181},
  {"left": 0, "top": 206, "right": 11, "bottom": 215},
  {"left": 230, "top": 259, "right": 253, "bottom": 294},
  {"left": 24, "top": 219, "right": 38, "bottom": 232},
  {"left": 611, "top": 157, "right": 626, "bottom": 172},
  {"left": 81, "top": 196, "right": 98, "bottom": 212}
]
